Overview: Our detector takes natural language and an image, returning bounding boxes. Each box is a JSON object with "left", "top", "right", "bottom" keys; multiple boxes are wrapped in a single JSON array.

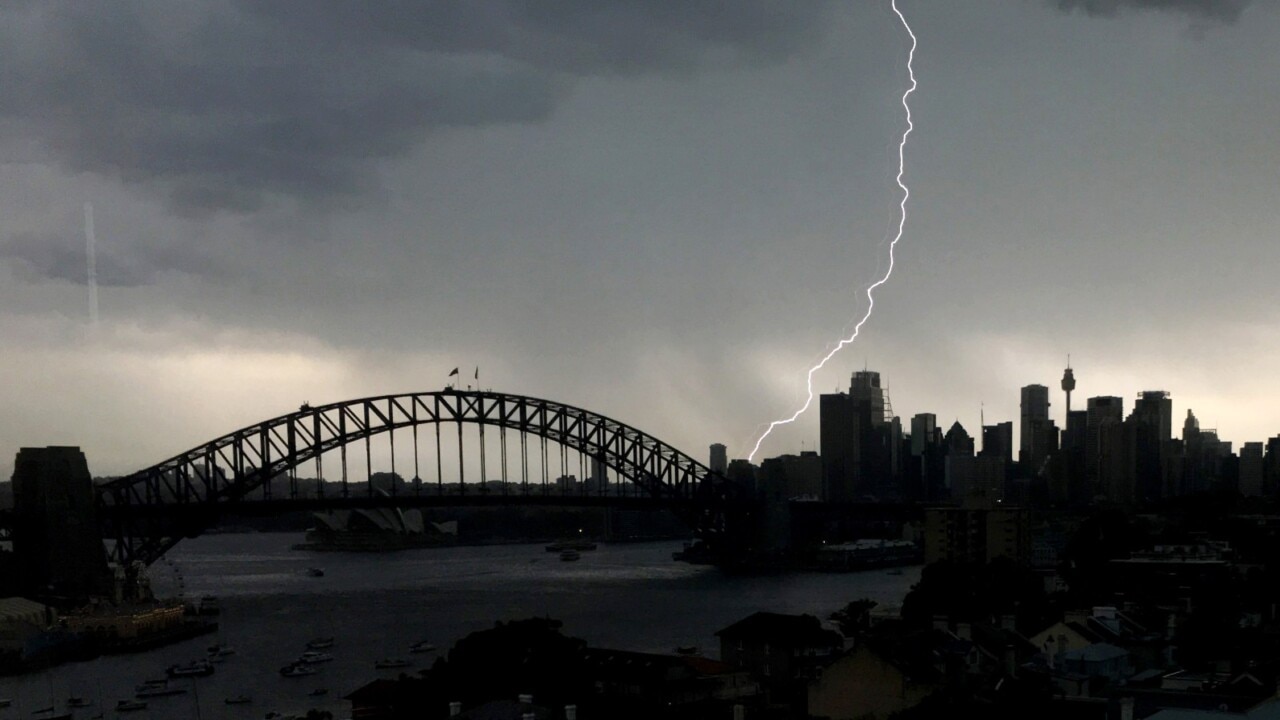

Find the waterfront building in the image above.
[{"left": 923, "top": 506, "right": 1031, "bottom": 566}]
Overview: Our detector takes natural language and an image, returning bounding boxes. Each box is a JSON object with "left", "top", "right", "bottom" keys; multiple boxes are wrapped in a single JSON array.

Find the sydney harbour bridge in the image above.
[{"left": 3, "top": 389, "right": 760, "bottom": 599}]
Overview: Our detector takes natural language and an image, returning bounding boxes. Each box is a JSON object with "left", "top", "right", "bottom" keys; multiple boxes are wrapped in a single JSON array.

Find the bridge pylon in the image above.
[{"left": 11, "top": 447, "right": 114, "bottom": 604}]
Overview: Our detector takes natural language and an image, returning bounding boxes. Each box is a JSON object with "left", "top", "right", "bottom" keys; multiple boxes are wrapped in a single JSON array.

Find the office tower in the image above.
[
  {"left": 981, "top": 421, "right": 1013, "bottom": 465},
  {"left": 911, "top": 413, "right": 938, "bottom": 457},
  {"left": 1130, "top": 391, "right": 1173, "bottom": 503},
  {"left": 1086, "top": 396, "right": 1124, "bottom": 492},
  {"left": 709, "top": 444, "right": 728, "bottom": 475},
  {"left": 820, "top": 371, "right": 896, "bottom": 502},
  {"left": 849, "top": 371, "right": 887, "bottom": 427},
  {"left": 1240, "top": 442, "right": 1264, "bottom": 497},
  {"left": 1020, "top": 385, "right": 1050, "bottom": 461},
  {"left": 1264, "top": 436, "right": 1280, "bottom": 497}
]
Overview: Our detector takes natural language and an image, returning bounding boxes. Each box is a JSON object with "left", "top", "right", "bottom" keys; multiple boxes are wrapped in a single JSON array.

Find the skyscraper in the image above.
[
  {"left": 1130, "top": 391, "right": 1173, "bottom": 502},
  {"left": 820, "top": 370, "right": 895, "bottom": 502},
  {"left": 709, "top": 443, "right": 728, "bottom": 475},
  {"left": 1020, "top": 385, "right": 1050, "bottom": 460},
  {"left": 910, "top": 413, "right": 938, "bottom": 457},
  {"left": 1087, "top": 396, "right": 1124, "bottom": 496}
]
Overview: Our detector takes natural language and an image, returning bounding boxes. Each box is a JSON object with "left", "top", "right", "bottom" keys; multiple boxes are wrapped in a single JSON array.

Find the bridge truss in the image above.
[{"left": 96, "top": 390, "right": 743, "bottom": 567}]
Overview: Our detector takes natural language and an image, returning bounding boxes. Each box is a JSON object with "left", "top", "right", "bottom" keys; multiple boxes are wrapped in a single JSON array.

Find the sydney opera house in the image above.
[{"left": 294, "top": 505, "right": 458, "bottom": 552}]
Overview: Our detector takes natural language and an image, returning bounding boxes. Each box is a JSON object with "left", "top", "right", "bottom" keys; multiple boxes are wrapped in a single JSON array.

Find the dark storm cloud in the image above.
[
  {"left": 0, "top": 1, "right": 830, "bottom": 214},
  {"left": 0, "top": 232, "right": 220, "bottom": 287},
  {"left": 1052, "top": 0, "right": 1251, "bottom": 21}
]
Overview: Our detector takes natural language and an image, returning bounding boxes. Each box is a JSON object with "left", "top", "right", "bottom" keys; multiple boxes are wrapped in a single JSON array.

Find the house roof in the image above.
[
  {"left": 714, "top": 612, "right": 841, "bottom": 648},
  {"left": 1062, "top": 643, "right": 1128, "bottom": 663}
]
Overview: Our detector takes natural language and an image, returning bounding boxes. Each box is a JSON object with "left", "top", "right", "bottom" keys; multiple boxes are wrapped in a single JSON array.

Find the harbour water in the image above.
[{"left": 1, "top": 534, "right": 920, "bottom": 719}]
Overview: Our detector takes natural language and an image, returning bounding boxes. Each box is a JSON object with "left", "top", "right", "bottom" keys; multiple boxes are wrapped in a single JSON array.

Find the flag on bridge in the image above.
[
  {"left": 448, "top": 367, "right": 459, "bottom": 377},
  {"left": 474, "top": 367, "right": 479, "bottom": 380}
]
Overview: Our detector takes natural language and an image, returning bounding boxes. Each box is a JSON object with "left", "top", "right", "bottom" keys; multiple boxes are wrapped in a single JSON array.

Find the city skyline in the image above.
[{"left": 1, "top": 1, "right": 1278, "bottom": 478}]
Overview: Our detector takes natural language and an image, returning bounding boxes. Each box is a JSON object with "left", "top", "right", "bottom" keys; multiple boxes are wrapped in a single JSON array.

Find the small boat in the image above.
[
  {"left": 308, "top": 689, "right": 328, "bottom": 697},
  {"left": 0, "top": 699, "right": 11, "bottom": 708},
  {"left": 167, "top": 659, "right": 215, "bottom": 677},
  {"left": 374, "top": 658, "right": 411, "bottom": 670},
  {"left": 33, "top": 706, "right": 56, "bottom": 715},
  {"left": 409, "top": 641, "right": 436, "bottom": 654},
  {"left": 280, "top": 663, "right": 318, "bottom": 677},
  {"left": 207, "top": 643, "right": 236, "bottom": 656},
  {"left": 306, "top": 567, "right": 325, "bottom": 577},
  {"left": 296, "top": 651, "right": 334, "bottom": 664},
  {"left": 306, "top": 637, "right": 335, "bottom": 650},
  {"left": 559, "top": 550, "right": 580, "bottom": 561},
  {"left": 675, "top": 646, "right": 699, "bottom": 655},
  {"left": 115, "top": 700, "right": 147, "bottom": 712},
  {"left": 67, "top": 698, "right": 90, "bottom": 708},
  {"left": 885, "top": 567, "right": 904, "bottom": 575},
  {"left": 224, "top": 696, "right": 251, "bottom": 705}
]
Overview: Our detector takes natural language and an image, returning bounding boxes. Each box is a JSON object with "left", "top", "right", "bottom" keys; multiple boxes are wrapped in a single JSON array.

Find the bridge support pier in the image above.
[{"left": 11, "top": 447, "right": 113, "bottom": 604}]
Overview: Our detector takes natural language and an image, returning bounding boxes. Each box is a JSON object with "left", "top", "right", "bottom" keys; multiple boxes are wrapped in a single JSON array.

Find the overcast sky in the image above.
[{"left": 2, "top": 0, "right": 1277, "bottom": 479}]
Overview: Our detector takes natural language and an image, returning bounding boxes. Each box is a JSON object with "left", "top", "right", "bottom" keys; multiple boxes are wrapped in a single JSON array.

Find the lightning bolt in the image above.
[{"left": 747, "top": 0, "right": 917, "bottom": 462}]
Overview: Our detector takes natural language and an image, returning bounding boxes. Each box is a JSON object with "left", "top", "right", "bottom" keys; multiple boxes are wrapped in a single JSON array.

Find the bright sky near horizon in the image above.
[{"left": 1, "top": 0, "right": 1277, "bottom": 478}]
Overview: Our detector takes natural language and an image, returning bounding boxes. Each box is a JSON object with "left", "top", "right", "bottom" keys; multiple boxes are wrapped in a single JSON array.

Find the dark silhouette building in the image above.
[
  {"left": 820, "top": 371, "right": 897, "bottom": 501},
  {"left": 10, "top": 446, "right": 112, "bottom": 602},
  {"left": 1129, "top": 391, "right": 1173, "bottom": 503}
]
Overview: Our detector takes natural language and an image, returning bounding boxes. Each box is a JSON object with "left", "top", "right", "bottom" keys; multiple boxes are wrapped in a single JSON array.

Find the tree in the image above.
[{"left": 830, "top": 599, "right": 878, "bottom": 637}]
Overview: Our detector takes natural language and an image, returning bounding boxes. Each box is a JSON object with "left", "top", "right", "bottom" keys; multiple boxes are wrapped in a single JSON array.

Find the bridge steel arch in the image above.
[{"left": 97, "top": 390, "right": 742, "bottom": 568}]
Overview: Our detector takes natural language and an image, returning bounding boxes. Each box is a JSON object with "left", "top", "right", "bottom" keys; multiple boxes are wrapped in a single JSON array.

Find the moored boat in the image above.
[
  {"left": 166, "top": 659, "right": 215, "bottom": 677},
  {"left": 279, "top": 663, "right": 318, "bottom": 677},
  {"left": 136, "top": 685, "right": 186, "bottom": 698}
]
